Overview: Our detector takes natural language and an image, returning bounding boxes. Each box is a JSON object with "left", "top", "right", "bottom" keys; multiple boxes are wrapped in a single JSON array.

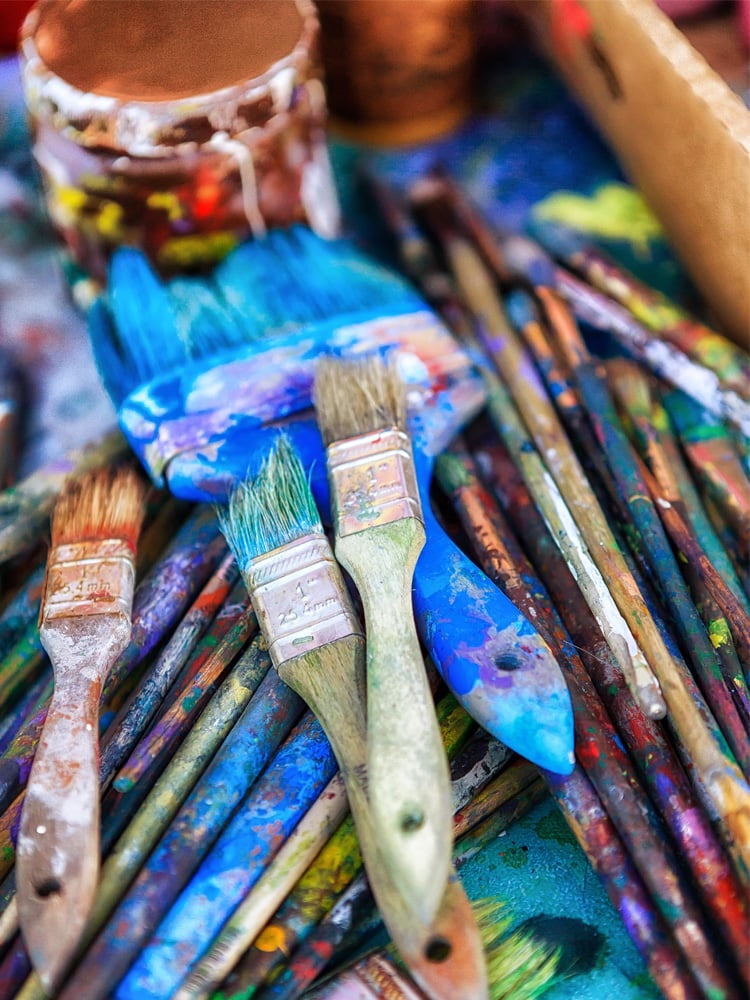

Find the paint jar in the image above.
[
  {"left": 19, "top": 0, "right": 340, "bottom": 283},
  {"left": 316, "top": 0, "right": 479, "bottom": 146}
]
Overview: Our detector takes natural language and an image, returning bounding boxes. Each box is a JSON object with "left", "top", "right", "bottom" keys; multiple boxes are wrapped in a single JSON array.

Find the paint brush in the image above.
[
  {"left": 661, "top": 388, "right": 750, "bottom": 561},
  {"left": 93, "top": 232, "right": 575, "bottom": 778},
  {"left": 15, "top": 467, "right": 146, "bottom": 993},
  {"left": 528, "top": 219, "right": 750, "bottom": 400},
  {"left": 314, "top": 353, "right": 453, "bottom": 930},
  {"left": 605, "top": 361, "right": 749, "bottom": 614},
  {"left": 476, "top": 438, "right": 750, "bottom": 980},
  {"left": 217, "top": 435, "right": 487, "bottom": 1000},
  {"left": 552, "top": 267, "right": 750, "bottom": 437},
  {"left": 361, "top": 174, "right": 574, "bottom": 777}
]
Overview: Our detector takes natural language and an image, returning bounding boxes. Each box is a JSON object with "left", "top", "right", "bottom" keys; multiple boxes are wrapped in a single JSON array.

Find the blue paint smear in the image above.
[{"left": 115, "top": 713, "right": 338, "bottom": 1000}]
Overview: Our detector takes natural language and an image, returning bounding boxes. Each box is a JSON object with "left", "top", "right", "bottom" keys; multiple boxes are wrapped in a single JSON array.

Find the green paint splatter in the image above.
[
  {"left": 499, "top": 844, "right": 529, "bottom": 870},
  {"left": 535, "top": 809, "right": 576, "bottom": 846},
  {"left": 709, "top": 618, "right": 731, "bottom": 649},
  {"left": 533, "top": 183, "right": 663, "bottom": 254}
]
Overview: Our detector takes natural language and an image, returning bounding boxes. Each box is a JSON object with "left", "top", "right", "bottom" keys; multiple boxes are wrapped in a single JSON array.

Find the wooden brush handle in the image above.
[
  {"left": 336, "top": 518, "right": 453, "bottom": 929},
  {"left": 279, "top": 640, "right": 487, "bottom": 1000},
  {"left": 16, "top": 667, "right": 103, "bottom": 989},
  {"left": 16, "top": 619, "right": 128, "bottom": 992}
]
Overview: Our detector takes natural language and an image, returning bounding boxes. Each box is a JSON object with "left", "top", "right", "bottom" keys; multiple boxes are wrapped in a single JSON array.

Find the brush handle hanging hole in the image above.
[
  {"left": 34, "top": 877, "right": 62, "bottom": 899},
  {"left": 424, "top": 936, "right": 452, "bottom": 963},
  {"left": 399, "top": 806, "right": 425, "bottom": 833}
]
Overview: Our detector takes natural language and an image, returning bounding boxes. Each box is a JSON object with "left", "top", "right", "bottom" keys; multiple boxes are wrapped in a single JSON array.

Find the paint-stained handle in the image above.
[
  {"left": 414, "top": 512, "right": 575, "bottom": 776},
  {"left": 16, "top": 620, "right": 128, "bottom": 994},
  {"left": 16, "top": 666, "right": 103, "bottom": 993},
  {"left": 336, "top": 519, "right": 453, "bottom": 929},
  {"left": 411, "top": 446, "right": 574, "bottom": 776}
]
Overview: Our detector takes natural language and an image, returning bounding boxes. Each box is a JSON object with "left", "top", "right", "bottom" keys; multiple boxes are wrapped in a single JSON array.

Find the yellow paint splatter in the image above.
[
  {"left": 96, "top": 200, "right": 125, "bottom": 240},
  {"left": 533, "top": 183, "right": 663, "bottom": 254},
  {"left": 254, "top": 924, "right": 288, "bottom": 955},
  {"left": 158, "top": 231, "right": 237, "bottom": 269},
  {"left": 147, "top": 190, "right": 184, "bottom": 222},
  {"left": 709, "top": 618, "right": 731, "bottom": 649},
  {"left": 48, "top": 184, "right": 88, "bottom": 227}
]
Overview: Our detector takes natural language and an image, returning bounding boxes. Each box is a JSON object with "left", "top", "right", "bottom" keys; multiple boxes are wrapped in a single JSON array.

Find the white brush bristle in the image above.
[{"left": 313, "top": 354, "right": 407, "bottom": 446}]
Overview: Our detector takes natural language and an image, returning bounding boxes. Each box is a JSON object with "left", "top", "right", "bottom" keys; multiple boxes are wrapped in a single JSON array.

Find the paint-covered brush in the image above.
[
  {"left": 219, "top": 435, "right": 487, "bottom": 1000},
  {"left": 314, "top": 354, "right": 453, "bottom": 930},
  {"left": 479, "top": 224, "right": 750, "bottom": 440},
  {"left": 528, "top": 219, "right": 750, "bottom": 400},
  {"left": 91, "top": 232, "right": 575, "bottom": 779},
  {"left": 662, "top": 388, "right": 750, "bottom": 562},
  {"left": 15, "top": 467, "right": 146, "bottom": 993}
]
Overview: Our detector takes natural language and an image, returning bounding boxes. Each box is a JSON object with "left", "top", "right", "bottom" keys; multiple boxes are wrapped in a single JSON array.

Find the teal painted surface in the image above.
[{"left": 460, "top": 797, "right": 660, "bottom": 1000}]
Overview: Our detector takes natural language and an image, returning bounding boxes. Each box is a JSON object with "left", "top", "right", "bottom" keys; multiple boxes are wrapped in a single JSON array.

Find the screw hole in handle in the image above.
[
  {"left": 425, "top": 936, "right": 452, "bottom": 963},
  {"left": 399, "top": 806, "right": 425, "bottom": 833},
  {"left": 34, "top": 878, "right": 62, "bottom": 899}
]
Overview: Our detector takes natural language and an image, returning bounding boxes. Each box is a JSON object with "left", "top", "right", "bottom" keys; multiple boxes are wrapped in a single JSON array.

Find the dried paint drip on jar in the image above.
[{"left": 20, "top": 0, "right": 340, "bottom": 283}]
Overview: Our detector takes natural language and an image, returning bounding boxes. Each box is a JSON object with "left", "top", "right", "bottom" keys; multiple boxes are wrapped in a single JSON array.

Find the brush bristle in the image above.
[
  {"left": 51, "top": 467, "right": 147, "bottom": 550},
  {"left": 313, "top": 354, "right": 407, "bottom": 446},
  {"left": 474, "top": 899, "right": 561, "bottom": 1000},
  {"left": 219, "top": 435, "right": 322, "bottom": 573}
]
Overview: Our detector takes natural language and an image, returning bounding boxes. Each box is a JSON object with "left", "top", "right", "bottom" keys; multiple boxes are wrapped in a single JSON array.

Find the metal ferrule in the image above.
[
  {"left": 246, "top": 533, "right": 363, "bottom": 669},
  {"left": 41, "top": 539, "right": 136, "bottom": 624},
  {"left": 327, "top": 427, "right": 423, "bottom": 537}
]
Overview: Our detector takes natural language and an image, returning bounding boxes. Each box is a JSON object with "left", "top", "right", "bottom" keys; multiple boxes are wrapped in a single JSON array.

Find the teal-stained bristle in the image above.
[
  {"left": 213, "top": 238, "right": 291, "bottom": 340},
  {"left": 102, "top": 226, "right": 428, "bottom": 396},
  {"left": 167, "top": 277, "right": 244, "bottom": 357},
  {"left": 219, "top": 434, "right": 323, "bottom": 574},
  {"left": 87, "top": 297, "right": 139, "bottom": 405},
  {"left": 108, "top": 248, "right": 187, "bottom": 382}
]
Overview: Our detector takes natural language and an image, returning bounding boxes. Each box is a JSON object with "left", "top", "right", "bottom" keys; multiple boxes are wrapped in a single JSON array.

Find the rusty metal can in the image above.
[{"left": 19, "top": 0, "right": 340, "bottom": 282}]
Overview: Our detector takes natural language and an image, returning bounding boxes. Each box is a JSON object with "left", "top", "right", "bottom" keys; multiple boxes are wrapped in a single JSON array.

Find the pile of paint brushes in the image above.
[{"left": 0, "top": 165, "right": 747, "bottom": 1000}]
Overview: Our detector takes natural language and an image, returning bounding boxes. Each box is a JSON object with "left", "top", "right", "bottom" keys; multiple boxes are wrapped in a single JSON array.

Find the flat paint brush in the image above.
[
  {"left": 93, "top": 234, "right": 576, "bottom": 779},
  {"left": 15, "top": 467, "right": 146, "bottom": 993},
  {"left": 5, "top": 638, "right": 275, "bottom": 1000},
  {"left": 219, "top": 435, "right": 487, "bottom": 1000},
  {"left": 362, "top": 174, "right": 574, "bottom": 777},
  {"left": 314, "top": 354, "right": 454, "bottom": 931}
]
